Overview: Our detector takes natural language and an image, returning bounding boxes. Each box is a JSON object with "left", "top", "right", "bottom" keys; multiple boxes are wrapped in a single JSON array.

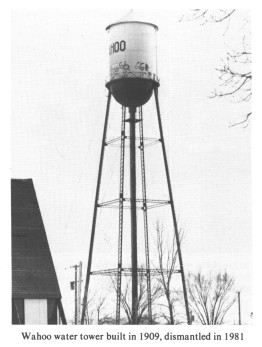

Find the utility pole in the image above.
[
  {"left": 78, "top": 261, "right": 82, "bottom": 324},
  {"left": 70, "top": 264, "right": 80, "bottom": 325},
  {"left": 238, "top": 291, "right": 241, "bottom": 325},
  {"left": 72, "top": 265, "right": 78, "bottom": 325}
]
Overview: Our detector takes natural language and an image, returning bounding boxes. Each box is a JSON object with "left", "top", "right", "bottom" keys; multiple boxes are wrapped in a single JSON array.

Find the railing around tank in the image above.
[{"left": 105, "top": 71, "right": 159, "bottom": 85}]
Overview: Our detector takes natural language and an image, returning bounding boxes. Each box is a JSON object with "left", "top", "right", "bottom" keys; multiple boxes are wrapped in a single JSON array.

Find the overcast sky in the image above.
[{"left": 11, "top": 9, "right": 251, "bottom": 324}]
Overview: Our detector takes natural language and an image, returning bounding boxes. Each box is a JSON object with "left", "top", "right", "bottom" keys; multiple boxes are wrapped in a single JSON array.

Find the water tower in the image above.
[{"left": 81, "top": 11, "right": 190, "bottom": 325}]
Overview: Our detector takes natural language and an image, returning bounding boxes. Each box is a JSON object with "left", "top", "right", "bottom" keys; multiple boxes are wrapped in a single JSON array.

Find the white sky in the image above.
[{"left": 11, "top": 9, "right": 251, "bottom": 324}]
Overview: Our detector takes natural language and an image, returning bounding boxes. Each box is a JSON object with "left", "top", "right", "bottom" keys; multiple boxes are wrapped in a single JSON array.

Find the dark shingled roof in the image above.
[{"left": 12, "top": 179, "right": 61, "bottom": 299}]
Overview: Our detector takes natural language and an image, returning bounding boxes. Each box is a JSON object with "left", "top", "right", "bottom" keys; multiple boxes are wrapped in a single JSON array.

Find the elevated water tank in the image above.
[{"left": 106, "top": 11, "right": 159, "bottom": 107}]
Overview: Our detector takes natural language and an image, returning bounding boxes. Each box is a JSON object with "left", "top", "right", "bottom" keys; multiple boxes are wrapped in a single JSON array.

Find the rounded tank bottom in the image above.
[{"left": 106, "top": 78, "right": 159, "bottom": 107}]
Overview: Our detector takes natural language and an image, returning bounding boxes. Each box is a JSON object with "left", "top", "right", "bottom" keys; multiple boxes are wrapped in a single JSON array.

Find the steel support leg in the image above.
[
  {"left": 116, "top": 106, "right": 126, "bottom": 324},
  {"left": 154, "top": 87, "right": 191, "bottom": 325},
  {"left": 138, "top": 107, "right": 152, "bottom": 324},
  {"left": 81, "top": 92, "right": 112, "bottom": 324},
  {"left": 129, "top": 106, "right": 138, "bottom": 325}
]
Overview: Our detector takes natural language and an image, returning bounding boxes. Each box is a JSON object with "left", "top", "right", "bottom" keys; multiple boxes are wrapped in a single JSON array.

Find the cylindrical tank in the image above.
[{"left": 105, "top": 12, "right": 159, "bottom": 107}]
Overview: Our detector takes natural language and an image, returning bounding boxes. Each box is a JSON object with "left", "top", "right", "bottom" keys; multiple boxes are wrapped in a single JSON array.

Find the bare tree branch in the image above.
[
  {"left": 180, "top": 10, "right": 236, "bottom": 25},
  {"left": 180, "top": 9, "right": 251, "bottom": 127},
  {"left": 155, "top": 221, "right": 183, "bottom": 324},
  {"left": 110, "top": 269, "right": 162, "bottom": 324},
  {"left": 186, "top": 271, "right": 237, "bottom": 325}
]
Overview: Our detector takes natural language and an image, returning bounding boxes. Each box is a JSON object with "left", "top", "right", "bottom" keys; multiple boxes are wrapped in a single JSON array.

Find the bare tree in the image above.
[
  {"left": 181, "top": 10, "right": 251, "bottom": 127},
  {"left": 186, "top": 271, "right": 237, "bottom": 325},
  {"left": 111, "top": 269, "right": 162, "bottom": 324},
  {"left": 155, "top": 221, "right": 183, "bottom": 324},
  {"left": 83, "top": 292, "right": 96, "bottom": 324},
  {"left": 96, "top": 297, "right": 111, "bottom": 325},
  {"left": 82, "top": 292, "right": 109, "bottom": 325}
]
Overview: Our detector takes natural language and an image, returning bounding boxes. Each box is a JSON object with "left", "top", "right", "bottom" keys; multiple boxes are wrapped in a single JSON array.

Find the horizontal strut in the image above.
[
  {"left": 105, "top": 136, "right": 160, "bottom": 148},
  {"left": 90, "top": 268, "right": 181, "bottom": 276},
  {"left": 97, "top": 198, "right": 170, "bottom": 210}
]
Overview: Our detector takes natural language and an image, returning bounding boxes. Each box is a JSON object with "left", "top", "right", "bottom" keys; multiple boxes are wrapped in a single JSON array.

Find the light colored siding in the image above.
[{"left": 24, "top": 299, "right": 47, "bottom": 324}]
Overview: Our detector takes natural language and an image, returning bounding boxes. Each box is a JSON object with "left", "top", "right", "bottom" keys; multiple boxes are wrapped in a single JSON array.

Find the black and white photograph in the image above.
[{"left": 3, "top": 2, "right": 259, "bottom": 344}]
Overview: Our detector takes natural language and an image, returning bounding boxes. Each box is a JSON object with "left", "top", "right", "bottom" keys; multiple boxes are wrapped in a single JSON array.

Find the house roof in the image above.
[{"left": 12, "top": 179, "right": 61, "bottom": 299}]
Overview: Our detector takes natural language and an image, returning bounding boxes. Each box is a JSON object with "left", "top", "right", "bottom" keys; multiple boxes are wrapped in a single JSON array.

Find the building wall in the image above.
[
  {"left": 12, "top": 298, "right": 62, "bottom": 324},
  {"left": 24, "top": 299, "right": 48, "bottom": 325}
]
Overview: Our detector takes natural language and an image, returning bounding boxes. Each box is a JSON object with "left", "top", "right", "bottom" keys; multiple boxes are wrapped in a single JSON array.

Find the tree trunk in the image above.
[{"left": 167, "top": 292, "right": 174, "bottom": 325}]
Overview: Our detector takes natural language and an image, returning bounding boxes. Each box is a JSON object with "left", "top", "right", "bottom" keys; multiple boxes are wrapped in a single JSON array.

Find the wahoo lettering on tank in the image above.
[{"left": 106, "top": 10, "right": 159, "bottom": 107}]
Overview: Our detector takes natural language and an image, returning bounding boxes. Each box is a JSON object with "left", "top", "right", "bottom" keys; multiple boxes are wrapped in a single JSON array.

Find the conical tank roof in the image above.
[{"left": 106, "top": 9, "right": 158, "bottom": 31}]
